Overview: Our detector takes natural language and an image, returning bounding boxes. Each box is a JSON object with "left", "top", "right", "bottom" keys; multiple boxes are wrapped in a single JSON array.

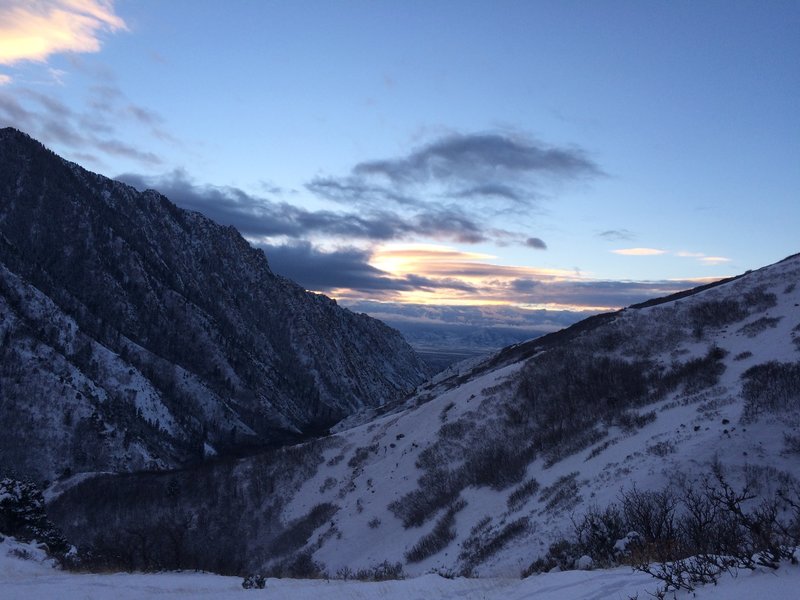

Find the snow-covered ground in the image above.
[{"left": 2, "top": 536, "right": 799, "bottom": 600}]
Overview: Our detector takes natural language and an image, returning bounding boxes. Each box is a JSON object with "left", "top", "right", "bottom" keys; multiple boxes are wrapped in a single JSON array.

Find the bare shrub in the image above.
[
  {"left": 743, "top": 287, "right": 778, "bottom": 312},
  {"left": 741, "top": 361, "right": 800, "bottom": 421},
  {"left": 659, "top": 345, "right": 727, "bottom": 395},
  {"left": 617, "top": 410, "right": 657, "bottom": 432},
  {"left": 405, "top": 498, "right": 466, "bottom": 563},
  {"left": 783, "top": 432, "right": 800, "bottom": 455},
  {"left": 354, "top": 560, "right": 404, "bottom": 581},
  {"left": 540, "top": 473, "right": 582, "bottom": 514},
  {"left": 347, "top": 444, "right": 379, "bottom": 470},
  {"left": 507, "top": 478, "right": 540, "bottom": 511},
  {"left": 737, "top": 316, "right": 782, "bottom": 338},
  {"left": 268, "top": 503, "right": 338, "bottom": 557},
  {"left": 689, "top": 299, "right": 746, "bottom": 338},
  {"left": 460, "top": 517, "right": 529, "bottom": 572},
  {"left": 463, "top": 442, "right": 531, "bottom": 490},
  {"left": 646, "top": 440, "right": 676, "bottom": 457},
  {"left": 523, "top": 467, "right": 800, "bottom": 595},
  {"left": 388, "top": 469, "right": 463, "bottom": 528}
]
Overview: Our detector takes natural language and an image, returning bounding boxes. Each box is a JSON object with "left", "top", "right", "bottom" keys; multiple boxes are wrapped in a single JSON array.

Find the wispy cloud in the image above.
[
  {"left": 0, "top": 74, "right": 10, "bottom": 86},
  {"left": 117, "top": 170, "right": 491, "bottom": 244},
  {"left": 697, "top": 256, "right": 731, "bottom": 265},
  {"left": 306, "top": 131, "right": 600, "bottom": 249},
  {"left": 676, "top": 251, "right": 731, "bottom": 265},
  {"left": 0, "top": 86, "right": 163, "bottom": 166},
  {"left": 351, "top": 132, "right": 600, "bottom": 193},
  {"left": 598, "top": 229, "right": 636, "bottom": 241},
  {"left": 0, "top": 1, "right": 125, "bottom": 72},
  {"left": 311, "top": 132, "right": 600, "bottom": 211},
  {"left": 612, "top": 247, "right": 667, "bottom": 256},
  {"left": 613, "top": 248, "right": 733, "bottom": 266}
]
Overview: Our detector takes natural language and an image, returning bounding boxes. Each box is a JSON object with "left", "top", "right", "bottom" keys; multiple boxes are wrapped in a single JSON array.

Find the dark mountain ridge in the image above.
[{"left": 0, "top": 128, "right": 426, "bottom": 484}]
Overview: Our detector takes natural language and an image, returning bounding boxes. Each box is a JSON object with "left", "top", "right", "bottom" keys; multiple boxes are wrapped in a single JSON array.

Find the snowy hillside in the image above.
[
  {"left": 2, "top": 535, "right": 799, "bottom": 599},
  {"left": 48, "top": 252, "right": 800, "bottom": 583}
]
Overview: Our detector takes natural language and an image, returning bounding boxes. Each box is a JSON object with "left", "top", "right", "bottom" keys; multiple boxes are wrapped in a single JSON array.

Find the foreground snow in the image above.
[{"left": 2, "top": 537, "right": 799, "bottom": 600}]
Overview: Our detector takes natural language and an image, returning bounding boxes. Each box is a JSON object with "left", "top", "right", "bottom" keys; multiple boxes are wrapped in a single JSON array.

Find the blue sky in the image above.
[{"left": 1, "top": 0, "right": 798, "bottom": 319}]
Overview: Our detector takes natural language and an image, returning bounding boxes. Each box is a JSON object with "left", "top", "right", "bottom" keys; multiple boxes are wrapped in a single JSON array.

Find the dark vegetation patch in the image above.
[
  {"left": 266, "top": 503, "right": 338, "bottom": 557},
  {"left": 540, "top": 473, "right": 582, "bottom": 514},
  {"left": 690, "top": 299, "right": 747, "bottom": 339},
  {"left": 0, "top": 477, "right": 70, "bottom": 558},
  {"left": 737, "top": 316, "right": 782, "bottom": 338},
  {"left": 347, "top": 443, "right": 379, "bottom": 470},
  {"left": 658, "top": 346, "right": 728, "bottom": 395},
  {"left": 459, "top": 517, "right": 530, "bottom": 574},
  {"left": 741, "top": 361, "right": 800, "bottom": 421},
  {"left": 405, "top": 498, "right": 467, "bottom": 563},
  {"left": 507, "top": 478, "right": 540, "bottom": 511},
  {"left": 47, "top": 440, "right": 326, "bottom": 575}
]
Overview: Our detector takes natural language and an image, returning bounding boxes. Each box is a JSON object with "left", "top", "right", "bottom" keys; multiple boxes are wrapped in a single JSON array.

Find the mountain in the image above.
[
  {"left": 0, "top": 128, "right": 427, "bottom": 485},
  {"left": 47, "top": 252, "right": 800, "bottom": 577}
]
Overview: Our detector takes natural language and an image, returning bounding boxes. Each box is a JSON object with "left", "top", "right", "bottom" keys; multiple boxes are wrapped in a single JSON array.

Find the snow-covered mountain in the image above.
[
  {"left": 0, "top": 128, "right": 427, "bottom": 485},
  {"left": 48, "top": 252, "right": 800, "bottom": 578}
]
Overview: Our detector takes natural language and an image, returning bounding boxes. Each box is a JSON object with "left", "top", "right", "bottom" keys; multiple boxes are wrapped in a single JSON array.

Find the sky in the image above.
[{"left": 1, "top": 0, "right": 798, "bottom": 331}]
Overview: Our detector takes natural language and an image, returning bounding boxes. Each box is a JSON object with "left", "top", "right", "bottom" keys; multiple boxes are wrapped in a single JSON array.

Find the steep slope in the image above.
[
  {"left": 47, "top": 252, "right": 800, "bottom": 576},
  {"left": 0, "top": 128, "right": 426, "bottom": 484}
]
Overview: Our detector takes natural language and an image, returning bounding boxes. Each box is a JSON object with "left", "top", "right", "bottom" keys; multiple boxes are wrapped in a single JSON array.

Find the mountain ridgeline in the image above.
[{"left": 0, "top": 128, "right": 427, "bottom": 484}]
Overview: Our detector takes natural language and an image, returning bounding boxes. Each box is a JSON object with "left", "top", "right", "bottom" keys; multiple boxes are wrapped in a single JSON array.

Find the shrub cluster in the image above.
[
  {"left": 741, "top": 361, "right": 800, "bottom": 421},
  {"left": 405, "top": 498, "right": 466, "bottom": 563},
  {"left": 689, "top": 299, "right": 746, "bottom": 338},
  {"left": 459, "top": 517, "right": 530, "bottom": 573},
  {"left": 523, "top": 466, "right": 800, "bottom": 596}
]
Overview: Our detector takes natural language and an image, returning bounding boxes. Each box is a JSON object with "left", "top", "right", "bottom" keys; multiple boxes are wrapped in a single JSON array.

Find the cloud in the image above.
[
  {"left": 697, "top": 256, "right": 731, "bottom": 265},
  {"left": 0, "top": 87, "right": 163, "bottom": 166},
  {"left": 452, "top": 183, "right": 526, "bottom": 202},
  {"left": 0, "top": 74, "right": 10, "bottom": 85},
  {"left": 676, "top": 251, "right": 731, "bottom": 265},
  {"left": 257, "top": 240, "right": 701, "bottom": 312},
  {"left": 524, "top": 237, "right": 547, "bottom": 250},
  {"left": 0, "top": 1, "right": 126, "bottom": 67},
  {"left": 305, "top": 131, "right": 601, "bottom": 247},
  {"left": 612, "top": 247, "right": 667, "bottom": 256},
  {"left": 260, "top": 242, "right": 479, "bottom": 300},
  {"left": 352, "top": 133, "right": 600, "bottom": 189},
  {"left": 598, "top": 229, "right": 636, "bottom": 241},
  {"left": 310, "top": 132, "right": 601, "bottom": 212},
  {"left": 117, "top": 170, "right": 492, "bottom": 244}
]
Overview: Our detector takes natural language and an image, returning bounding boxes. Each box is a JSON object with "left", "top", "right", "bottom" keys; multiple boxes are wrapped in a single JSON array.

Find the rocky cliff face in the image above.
[{"left": 0, "top": 128, "right": 427, "bottom": 484}]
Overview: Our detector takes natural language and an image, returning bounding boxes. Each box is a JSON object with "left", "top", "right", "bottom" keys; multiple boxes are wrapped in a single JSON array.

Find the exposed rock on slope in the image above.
[{"left": 0, "top": 128, "right": 426, "bottom": 484}]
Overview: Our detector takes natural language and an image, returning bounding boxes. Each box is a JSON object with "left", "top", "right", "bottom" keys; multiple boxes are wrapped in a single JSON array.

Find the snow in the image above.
[
  {"left": 267, "top": 254, "right": 800, "bottom": 578},
  {"left": 2, "top": 536, "right": 799, "bottom": 599}
]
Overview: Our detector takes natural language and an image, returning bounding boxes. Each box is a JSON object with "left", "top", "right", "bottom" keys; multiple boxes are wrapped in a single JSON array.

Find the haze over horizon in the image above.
[{"left": 1, "top": 0, "right": 797, "bottom": 334}]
